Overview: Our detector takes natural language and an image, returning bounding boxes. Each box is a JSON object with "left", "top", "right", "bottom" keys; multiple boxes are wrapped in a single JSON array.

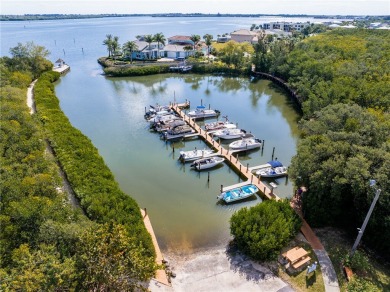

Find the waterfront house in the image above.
[
  {"left": 230, "top": 29, "right": 259, "bottom": 44},
  {"left": 163, "top": 44, "right": 193, "bottom": 59},
  {"left": 168, "top": 35, "right": 194, "bottom": 46},
  {"left": 129, "top": 40, "right": 164, "bottom": 60}
]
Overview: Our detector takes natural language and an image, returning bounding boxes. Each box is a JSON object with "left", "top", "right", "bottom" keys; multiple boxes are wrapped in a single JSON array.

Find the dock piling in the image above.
[
  {"left": 246, "top": 163, "right": 249, "bottom": 173},
  {"left": 272, "top": 147, "right": 275, "bottom": 160}
]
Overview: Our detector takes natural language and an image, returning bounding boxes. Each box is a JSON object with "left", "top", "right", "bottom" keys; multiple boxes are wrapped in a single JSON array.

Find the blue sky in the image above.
[{"left": 1, "top": 0, "right": 389, "bottom": 15}]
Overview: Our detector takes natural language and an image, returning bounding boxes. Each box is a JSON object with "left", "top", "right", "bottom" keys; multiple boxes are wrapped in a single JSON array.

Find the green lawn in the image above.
[
  {"left": 314, "top": 227, "right": 390, "bottom": 292},
  {"left": 276, "top": 241, "right": 326, "bottom": 292}
]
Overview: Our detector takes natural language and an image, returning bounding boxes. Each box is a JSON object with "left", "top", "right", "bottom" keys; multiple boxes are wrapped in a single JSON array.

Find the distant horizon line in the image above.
[{"left": 1, "top": 13, "right": 386, "bottom": 17}]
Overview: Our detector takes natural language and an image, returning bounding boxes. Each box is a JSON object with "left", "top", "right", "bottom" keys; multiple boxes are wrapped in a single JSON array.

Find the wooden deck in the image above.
[
  {"left": 53, "top": 65, "right": 70, "bottom": 74},
  {"left": 171, "top": 104, "right": 280, "bottom": 201}
]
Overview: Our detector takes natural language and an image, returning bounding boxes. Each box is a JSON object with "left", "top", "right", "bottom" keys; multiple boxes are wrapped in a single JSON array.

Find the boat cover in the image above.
[{"left": 268, "top": 160, "right": 283, "bottom": 168}]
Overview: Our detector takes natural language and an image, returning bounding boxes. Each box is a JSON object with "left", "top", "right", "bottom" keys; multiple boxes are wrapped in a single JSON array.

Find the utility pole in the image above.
[{"left": 350, "top": 180, "right": 381, "bottom": 257}]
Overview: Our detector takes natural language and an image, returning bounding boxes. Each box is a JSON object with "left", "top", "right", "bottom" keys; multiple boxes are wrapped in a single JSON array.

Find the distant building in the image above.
[
  {"left": 217, "top": 35, "right": 231, "bottom": 43},
  {"left": 230, "top": 29, "right": 258, "bottom": 44},
  {"left": 262, "top": 21, "right": 310, "bottom": 32},
  {"left": 168, "top": 35, "right": 194, "bottom": 46}
]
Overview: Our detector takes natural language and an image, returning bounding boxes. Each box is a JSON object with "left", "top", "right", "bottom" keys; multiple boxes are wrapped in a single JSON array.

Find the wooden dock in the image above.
[
  {"left": 171, "top": 104, "right": 280, "bottom": 201},
  {"left": 140, "top": 209, "right": 171, "bottom": 287},
  {"left": 53, "top": 64, "right": 70, "bottom": 74}
]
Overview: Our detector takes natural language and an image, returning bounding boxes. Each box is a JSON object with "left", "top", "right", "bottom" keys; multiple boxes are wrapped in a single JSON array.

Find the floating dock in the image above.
[
  {"left": 53, "top": 64, "right": 70, "bottom": 74},
  {"left": 171, "top": 104, "right": 280, "bottom": 201}
]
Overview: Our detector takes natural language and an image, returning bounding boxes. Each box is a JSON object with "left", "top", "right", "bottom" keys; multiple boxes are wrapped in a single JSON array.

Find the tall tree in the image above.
[
  {"left": 203, "top": 34, "right": 213, "bottom": 56},
  {"left": 103, "top": 34, "right": 113, "bottom": 57},
  {"left": 144, "top": 35, "right": 154, "bottom": 59},
  {"left": 111, "top": 36, "right": 120, "bottom": 60},
  {"left": 122, "top": 41, "right": 138, "bottom": 63},
  {"left": 153, "top": 32, "right": 166, "bottom": 59},
  {"left": 190, "top": 34, "right": 201, "bottom": 51}
]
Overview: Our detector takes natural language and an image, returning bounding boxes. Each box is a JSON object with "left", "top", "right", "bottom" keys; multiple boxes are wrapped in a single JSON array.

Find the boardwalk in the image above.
[
  {"left": 141, "top": 209, "right": 171, "bottom": 287},
  {"left": 171, "top": 104, "right": 280, "bottom": 201}
]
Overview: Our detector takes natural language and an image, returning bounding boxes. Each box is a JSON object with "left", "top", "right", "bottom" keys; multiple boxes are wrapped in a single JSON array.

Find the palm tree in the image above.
[
  {"left": 144, "top": 34, "right": 154, "bottom": 59},
  {"left": 190, "top": 34, "right": 201, "bottom": 51},
  {"left": 203, "top": 34, "right": 213, "bottom": 56},
  {"left": 154, "top": 32, "right": 166, "bottom": 59},
  {"left": 122, "top": 41, "right": 138, "bottom": 63},
  {"left": 103, "top": 34, "right": 113, "bottom": 57},
  {"left": 111, "top": 36, "right": 120, "bottom": 60}
]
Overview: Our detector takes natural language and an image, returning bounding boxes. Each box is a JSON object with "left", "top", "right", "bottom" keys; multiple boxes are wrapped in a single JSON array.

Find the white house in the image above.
[
  {"left": 129, "top": 40, "right": 165, "bottom": 60},
  {"left": 230, "top": 29, "right": 258, "bottom": 44}
]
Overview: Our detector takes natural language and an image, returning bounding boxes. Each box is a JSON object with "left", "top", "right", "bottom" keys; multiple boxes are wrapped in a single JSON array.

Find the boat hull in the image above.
[
  {"left": 218, "top": 184, "right": 259, "bottom": 203},
  {"left": 256, "top": 166, "right": 288, "bottom": 178},
  {"left": 179, "top": 149, "right": 215, "bottom": 162},
  {"left": 229, "top": 138, "right": 262, "bottom": 151},
  {"left": 190, "top": 157, "right": 224, "bottom": 170}
]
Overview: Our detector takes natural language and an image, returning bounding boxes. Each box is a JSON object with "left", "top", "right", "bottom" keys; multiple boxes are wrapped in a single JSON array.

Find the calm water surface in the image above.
[{"left": 1, "top": 16, "right": 304, "bottom": 252}]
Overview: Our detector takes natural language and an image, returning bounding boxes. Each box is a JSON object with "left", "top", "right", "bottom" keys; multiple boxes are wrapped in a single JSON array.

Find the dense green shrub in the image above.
[
  {"left": 33, "top": 72, "right": 155, "bottom": 260},
  {"left": 191, "top": 62, "right": 251, "bottom": 75},
  {"left": 104, "top": 64, "right": 171, "bottom": 76},
  {"left": 230, "top": 200, "right": 301, "bottom": 261},
  {"left": 290, "top": 103, "right": 390, "bottom": 257}
]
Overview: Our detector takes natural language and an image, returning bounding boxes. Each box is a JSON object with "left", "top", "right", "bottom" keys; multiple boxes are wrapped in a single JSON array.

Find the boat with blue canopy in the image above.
[{"left": 217, "top": 184, "right": 259, "bottom": 203}]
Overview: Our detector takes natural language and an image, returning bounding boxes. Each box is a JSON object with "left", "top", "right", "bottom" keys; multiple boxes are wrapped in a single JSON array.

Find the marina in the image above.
[{"left": 150, "top": 103, "right": 283, "bottom": 201}]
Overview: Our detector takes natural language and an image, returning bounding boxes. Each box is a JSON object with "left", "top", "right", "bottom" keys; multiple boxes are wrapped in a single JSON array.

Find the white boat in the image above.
[
  {"left": 163, "top": 124, "right": 195, "bottom": 140},
  {"left": 179, "top": 149, "right": 215, "bottom": 162},
  {"left": 190, "top": 156, "right": 225, "bottom": 170},
  {"left": 213, "top": 128, "right": 246, "bottom": 139},
  {"left": 187, "top": 105, "right": 220, "bottom": 119},
  {"left": 229, "top": 136, "right": 262, "bottom": 151},
  {"left": 255, "top": 160, "right": 288, "bottom": 178},
  {"left": 144, "top": 104, "right": 171, "bottom": 119},
  {"left": 217, "top": 184, "right": 259, "bottom": 203},
  {"left": 154, "top": 119, "right": 185, "bottom": 132},
  {"left": 204, "top": 120, "right": 237, "bottom": 132},
  {"left": 148, "top": 112, "right": 176, "bottom": 124}
]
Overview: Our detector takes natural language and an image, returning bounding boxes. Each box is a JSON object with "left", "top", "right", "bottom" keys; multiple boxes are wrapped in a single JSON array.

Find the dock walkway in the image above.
[
  {"left": 141, "top": 209, "right": 171, "bottom": 287},
  {"left": 171, "top": 104, "right": 280, "bottom": 201}
]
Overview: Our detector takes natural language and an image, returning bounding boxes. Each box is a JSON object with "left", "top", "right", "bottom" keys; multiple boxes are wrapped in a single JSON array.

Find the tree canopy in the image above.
[
  {"left": 0, "top": 44, "right": 156, "bottom": 290},
  {"left": 230, "top": 200, "right": 301, "bottom": 261},
  {"left": 289, "top": 103, "right": 390, "bottom": 255}
]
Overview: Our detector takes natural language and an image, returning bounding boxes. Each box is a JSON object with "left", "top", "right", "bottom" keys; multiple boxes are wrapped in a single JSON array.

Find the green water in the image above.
[
  {"left": 55, "top": 73, "right": 300, "bottom": 252},
  {"left": 1, "top": 17, "right": 301, "bottom": 252}
]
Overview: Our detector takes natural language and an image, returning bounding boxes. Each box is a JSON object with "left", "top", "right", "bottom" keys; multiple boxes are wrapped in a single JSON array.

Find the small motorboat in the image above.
[
  {"left": 144, "top": 104, "right": 171, "bottom": 119},
  {"left": 213, "top": 128, "right": 246, "bottom": 140},
  {"left": 190, "top": 156, "right": 225, "bottom": 170},
  {"left": 163, "top": 124, "right": 195, "bottom": 140},
  {"left": 256, "top": 160, "right": 288, "bottom": 178},
  {"left": 204, "top": 120, "right": 237, "bottom": 132},
  {"left": 179, "top": 149, "right": 215, "bottom": 162},
  {"left": 217, "top": 184, "right": 259, "bottom": 203},
  {"left": 148, "top": 112, "right": 177, "bottom": 124},
  {"left": 257, "top": 166, "right": 288, "bottom": 178},
  {"left": 187, "top": 105, "right": 220, "bottom": 119},
  {"left": 229, "top": 136, "right": 262, "bottom": 151},
  {"left": 152, "top": 119, "right": 185, "bottom": 132}
]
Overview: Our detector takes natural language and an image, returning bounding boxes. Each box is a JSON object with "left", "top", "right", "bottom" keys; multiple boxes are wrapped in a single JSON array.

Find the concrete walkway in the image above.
[
  {"left": 27, "top": 79, "right": 38, "bottom": 114},
  {"left": 291, "top": 194, "right": 340, "bottom": 292},
  {"left": 150, "top": 246, "right": 293, "bottom": 292}
]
